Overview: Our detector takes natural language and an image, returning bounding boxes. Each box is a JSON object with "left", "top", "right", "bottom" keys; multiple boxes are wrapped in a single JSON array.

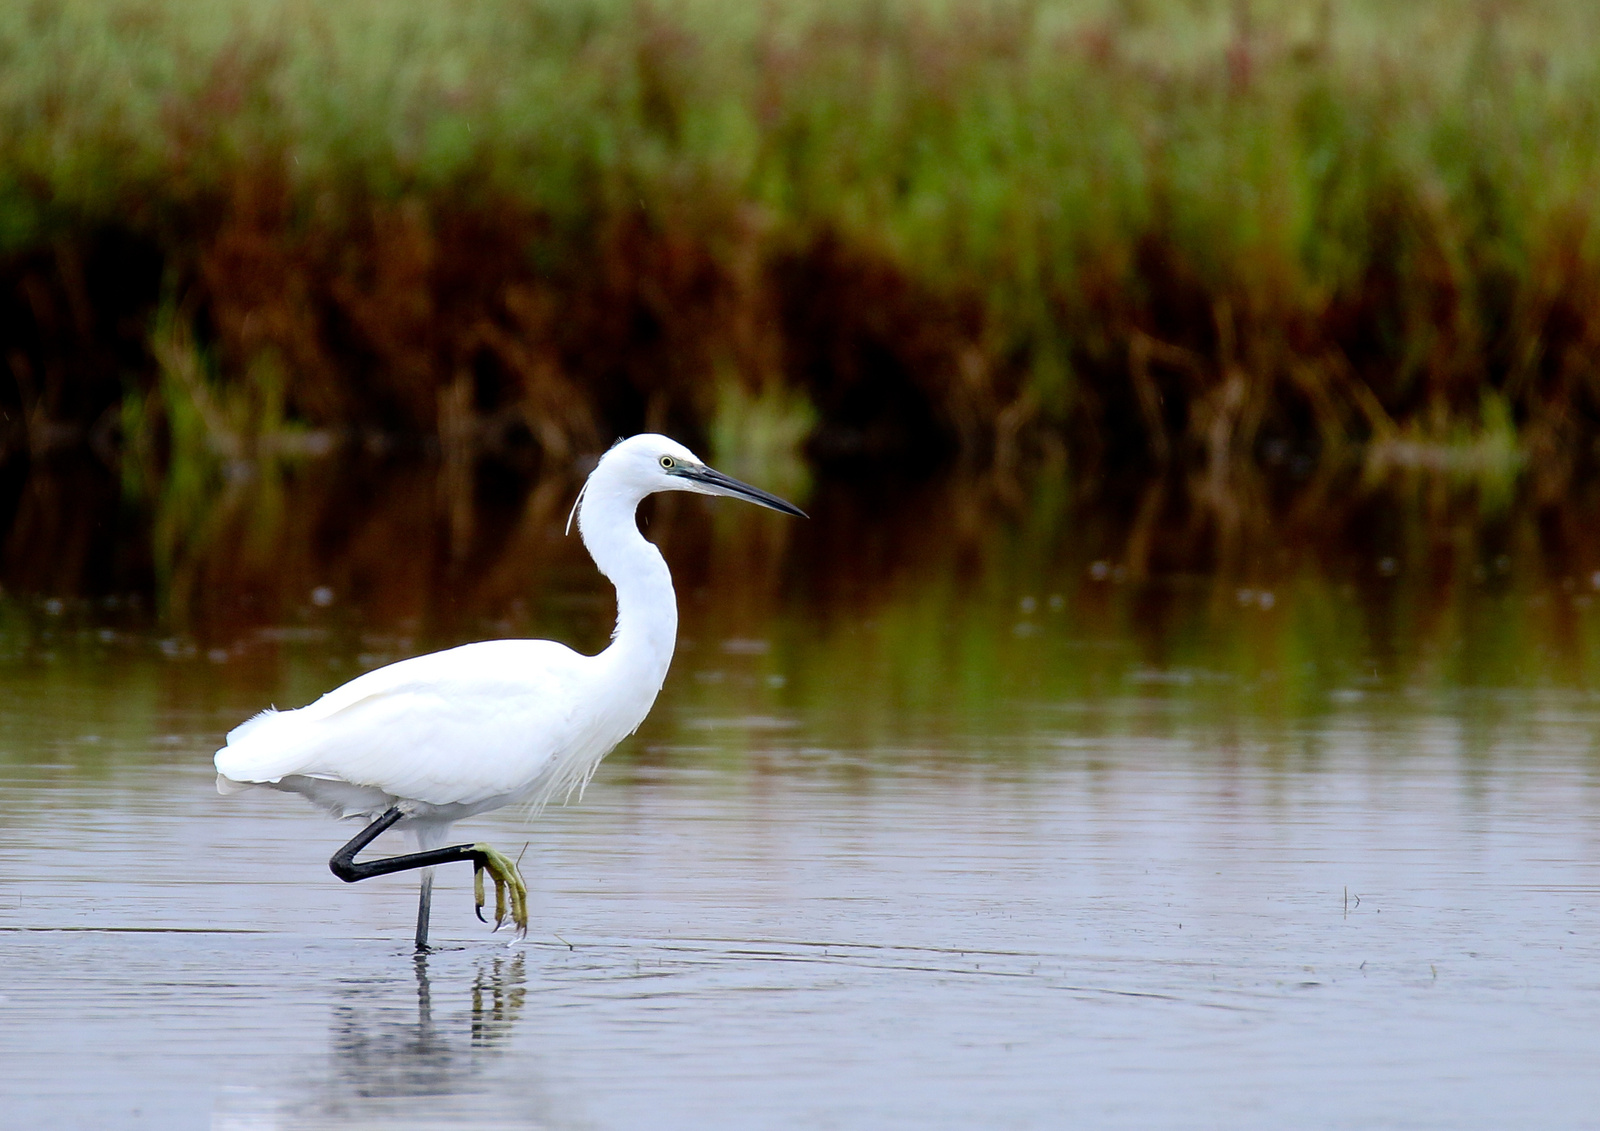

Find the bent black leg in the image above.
[
  {"left": 328, "top": 807, "right": 485, "bottom": 883},
  {"left": 328, "top": 806, "right": 528, "bottom": 952}
]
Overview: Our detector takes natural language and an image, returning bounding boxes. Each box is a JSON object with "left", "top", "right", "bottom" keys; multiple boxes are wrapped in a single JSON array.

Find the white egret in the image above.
[{"left": 214, "top": 434, "right": 805, "bottom": 949}]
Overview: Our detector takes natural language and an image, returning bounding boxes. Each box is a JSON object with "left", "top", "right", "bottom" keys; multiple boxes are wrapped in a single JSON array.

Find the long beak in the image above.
[{"left": 672, "top": 464, "right": 808, "bottom": 517}]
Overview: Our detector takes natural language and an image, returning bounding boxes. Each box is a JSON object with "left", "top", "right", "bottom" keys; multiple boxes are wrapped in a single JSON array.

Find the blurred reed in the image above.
[
  {"left": 6, "top": 451, "right": 1600, "bottom": 787},
  {"left": 2, "top": 0, "right": 1599, "bottom": 505}
]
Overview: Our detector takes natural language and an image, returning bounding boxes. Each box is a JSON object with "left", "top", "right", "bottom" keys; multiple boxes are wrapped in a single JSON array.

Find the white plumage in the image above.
[
  {"left": 216, "top": 639, "right": 604, "bottom": 816},
  {"left": 213, "top": 433, "right": 804, "bottom": 945}
]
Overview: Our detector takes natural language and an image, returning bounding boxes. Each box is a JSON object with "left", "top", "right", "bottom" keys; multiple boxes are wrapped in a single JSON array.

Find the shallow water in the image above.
[
  {"left": 4, "top": 479, "right": 1600, "bottom": 1129},
  {"left": 4, "top": 645, "right": 1600, "bottom": 1129}
]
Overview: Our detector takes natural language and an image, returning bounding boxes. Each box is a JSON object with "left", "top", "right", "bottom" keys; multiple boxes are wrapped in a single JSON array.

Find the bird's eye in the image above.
[{"left": 659, "top": 455, "right": 676, "bottom": 469}]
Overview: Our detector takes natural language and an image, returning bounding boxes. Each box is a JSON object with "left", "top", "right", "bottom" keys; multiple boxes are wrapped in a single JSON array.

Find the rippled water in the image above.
[
  {"left": 4, "top": 625, "right": 1600, "bottom": 1130},
  {"left": 5, "top": 460, "right": 1600, "bottom": 1129}
]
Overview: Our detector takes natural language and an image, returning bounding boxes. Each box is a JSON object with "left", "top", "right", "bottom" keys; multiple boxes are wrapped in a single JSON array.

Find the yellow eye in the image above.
[{"left": 659, "top": 455, "right": 676, "bottom": 469}]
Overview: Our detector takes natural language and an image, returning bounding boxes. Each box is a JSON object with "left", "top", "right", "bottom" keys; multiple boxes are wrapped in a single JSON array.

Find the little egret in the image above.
[{"left": 214, "top": 434, "right": 805, "bottom": 949}]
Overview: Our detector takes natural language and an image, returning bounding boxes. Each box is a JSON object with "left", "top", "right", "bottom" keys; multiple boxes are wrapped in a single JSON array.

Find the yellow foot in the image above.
[{"left": 472, "top": 844, "right": 529, "bottom": 937}]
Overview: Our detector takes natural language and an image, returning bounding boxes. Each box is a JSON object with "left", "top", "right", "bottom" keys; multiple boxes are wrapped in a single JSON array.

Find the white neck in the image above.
[{"left": 575, "top": 466, "right": 678, "bottom": 692}]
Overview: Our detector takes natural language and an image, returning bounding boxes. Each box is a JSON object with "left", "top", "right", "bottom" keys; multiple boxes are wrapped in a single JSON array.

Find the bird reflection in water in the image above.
[
  {"left": 326, "top": 951, "right": 528, "bottom": 1102},
  {"left": 213, "top": 951, "right": 547, "bottom": 1128},
  {"left": 213, "top": 950, "right": 538, "bottom": 1127}
]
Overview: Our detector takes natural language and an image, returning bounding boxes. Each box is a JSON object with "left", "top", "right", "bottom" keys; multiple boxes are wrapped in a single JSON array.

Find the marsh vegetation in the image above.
[{"left": 4, "top": 0, "right": 1600, "bottom": 504}]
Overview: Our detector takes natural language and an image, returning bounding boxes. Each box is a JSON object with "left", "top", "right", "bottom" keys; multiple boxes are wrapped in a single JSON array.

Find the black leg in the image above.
[
  {"left": 328, "top": 807, "right": 484, "bottom": 882},
  {"left": 327, "top": 807, "right": 529, "bottom": 945},
  {"left": 415, "top": 869, "right": 435, "bottom": 951}
]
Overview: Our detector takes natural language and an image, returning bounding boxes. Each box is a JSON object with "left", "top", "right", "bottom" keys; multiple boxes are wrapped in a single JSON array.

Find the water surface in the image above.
[{"left": 3, "top": 486, "right": 1600, "bottom": 1129}]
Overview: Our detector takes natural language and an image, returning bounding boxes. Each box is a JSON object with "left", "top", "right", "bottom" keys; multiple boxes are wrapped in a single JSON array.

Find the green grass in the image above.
[{"left": 4, "top": 0, "right": 1600, "bottom": 494}]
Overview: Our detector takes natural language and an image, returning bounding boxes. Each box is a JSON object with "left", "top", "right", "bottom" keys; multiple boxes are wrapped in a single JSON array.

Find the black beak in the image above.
[{"left": 671, "top": 464, "right": 808, "bottom": 518}]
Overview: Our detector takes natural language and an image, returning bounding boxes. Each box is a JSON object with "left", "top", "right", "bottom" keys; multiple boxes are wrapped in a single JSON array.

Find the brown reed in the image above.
[{"left": 2, "top": 0, "right": 1599, "bottom": 506}]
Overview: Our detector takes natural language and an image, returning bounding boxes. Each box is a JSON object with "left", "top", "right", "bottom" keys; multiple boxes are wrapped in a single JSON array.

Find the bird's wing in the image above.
[{"left": 214, "top": 639, "right": 592, "bottom": 807}]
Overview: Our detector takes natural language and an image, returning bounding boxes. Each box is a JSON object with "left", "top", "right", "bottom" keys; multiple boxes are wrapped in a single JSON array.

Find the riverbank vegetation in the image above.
[{"left": 3, "top": 0, "right": 1600, "bottom": 510}]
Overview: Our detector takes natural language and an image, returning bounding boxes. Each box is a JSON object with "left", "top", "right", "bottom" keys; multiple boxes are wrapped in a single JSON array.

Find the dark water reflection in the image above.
[
  {"left": 2, "top": 457, "right": 1600, "bottom": 1128},
  {"left": 324, "top": 954, "right": 526, "bottom": 1101},
  {"left": 266, "top": 952, "right": 534, "bottom": 1126}
]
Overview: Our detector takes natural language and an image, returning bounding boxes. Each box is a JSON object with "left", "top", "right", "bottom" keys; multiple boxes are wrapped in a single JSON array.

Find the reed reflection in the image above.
[{"left": 4, "top": 451, "right": 1600, "bottom": 789}]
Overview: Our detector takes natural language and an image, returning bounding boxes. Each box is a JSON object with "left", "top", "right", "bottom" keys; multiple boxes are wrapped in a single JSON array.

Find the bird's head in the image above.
[{"left": 568, "top": 434, "right": 806, "bottom": 534}]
